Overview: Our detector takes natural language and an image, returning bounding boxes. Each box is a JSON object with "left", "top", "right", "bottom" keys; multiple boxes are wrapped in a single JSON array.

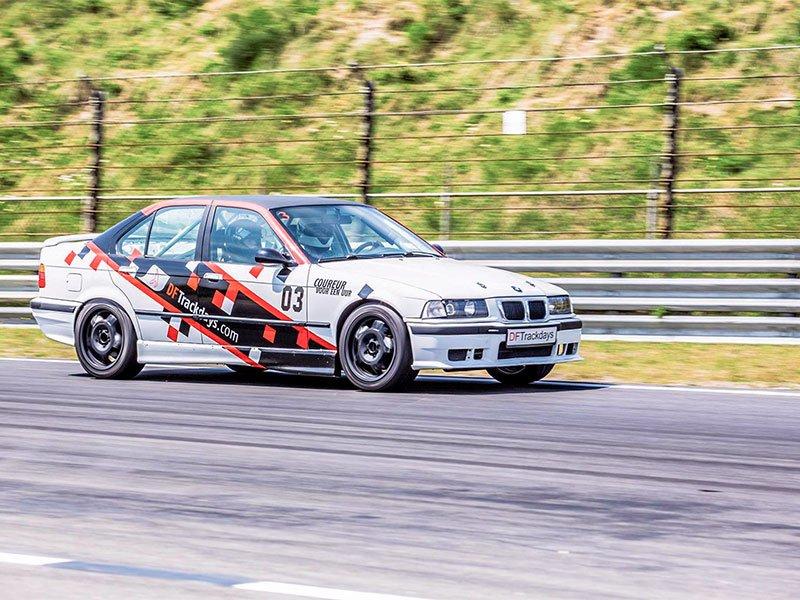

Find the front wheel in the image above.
[
  {"left": 339, "top": 303, "right": 417, "bottom": 392},
  {"left": 75, "top": 300, "right": 143, "bottom": 379},
  {"left": 487, "top": 364, "right": 554, "bottom": 386}
]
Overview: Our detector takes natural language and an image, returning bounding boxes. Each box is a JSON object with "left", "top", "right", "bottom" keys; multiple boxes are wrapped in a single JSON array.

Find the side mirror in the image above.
[
  {"left": 254, "top": 248, "right": 294, "bottom": 266},
  {"left": 431, "top": 243, "right": 446, "bottom": 256}
]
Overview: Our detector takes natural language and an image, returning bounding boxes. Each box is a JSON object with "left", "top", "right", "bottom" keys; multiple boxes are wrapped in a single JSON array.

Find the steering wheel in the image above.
[{"left": 353, "top": 240, "right": 385, "bottom": 255}]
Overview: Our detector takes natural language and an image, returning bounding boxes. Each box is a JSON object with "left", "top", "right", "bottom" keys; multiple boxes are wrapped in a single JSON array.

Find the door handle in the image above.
[{"left": 200, "top": 272, "right": 226, "bottom": 289}]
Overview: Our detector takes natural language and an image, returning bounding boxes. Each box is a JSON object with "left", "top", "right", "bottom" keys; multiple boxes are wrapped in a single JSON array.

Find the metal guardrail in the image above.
[
  {"left": 1, "top": 240, "right": 798, "bottom": 343},
  {"left": 441, "top": 239, "right": 800, "bottom": 343}
]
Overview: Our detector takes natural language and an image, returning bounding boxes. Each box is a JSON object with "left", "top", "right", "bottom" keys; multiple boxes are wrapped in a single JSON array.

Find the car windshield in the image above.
[{"left": 272, "top": 204, "right": 438, "bottom": 263}]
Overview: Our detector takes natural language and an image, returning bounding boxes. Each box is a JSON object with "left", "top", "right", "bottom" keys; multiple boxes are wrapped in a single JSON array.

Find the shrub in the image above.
[
  {"left": 406, "top": 22, "right": 432, "bottom": 53},
  {"left": 20, "top": 0, "right": 110, "bottom": 28},
  {"left": 168, "top": 144, "right": 223, "bottom": 167},
  {"left": 148, "top": 0, "right": 205, "bottom": 17},
  {"left": 222, "top": 8, "right": 294, "bottom": 70},
  {"left": 670, "top": 21, "right": 737, "bottom": 68},
  {"left": 672, "top": 21, "right": 736, "bottom": 52},
  {"left": 198, "top": 23, "right": 222, "bottom": 37},
  {"left": 0, "top": 173, "right": 20, "bottom": 191},
  {"left": 405, "top": 0, "right": 468, "bottom": 53},
  {"left": 0, "top": 52, "right": 18, "bottom": 85},
  {"left": 221, "top": 4, "right": 321, "bottom": 70},
  {"left": 490, "top": 0, "right": 518, "bottom": 24},
  {"left": 606, "top": 43, "right": 668, "bottom": 105}
]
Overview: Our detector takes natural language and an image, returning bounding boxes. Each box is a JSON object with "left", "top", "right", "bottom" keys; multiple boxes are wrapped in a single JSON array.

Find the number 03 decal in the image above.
[{"left": 281, "top": 286, "right": 304, "bottom": 312}]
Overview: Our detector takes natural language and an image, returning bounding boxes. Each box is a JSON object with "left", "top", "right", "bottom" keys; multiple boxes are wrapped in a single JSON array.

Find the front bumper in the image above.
[{"left": 407, "top": 317, "right": 582, "bottom": 370}]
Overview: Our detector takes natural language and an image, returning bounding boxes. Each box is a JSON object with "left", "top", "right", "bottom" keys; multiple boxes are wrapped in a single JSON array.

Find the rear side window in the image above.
[
  {"left": 146, "top": 207, "right": 204, "bottom": 260},
  {"left": 116, "top": 215, "right": 153, "bottom": 257}
]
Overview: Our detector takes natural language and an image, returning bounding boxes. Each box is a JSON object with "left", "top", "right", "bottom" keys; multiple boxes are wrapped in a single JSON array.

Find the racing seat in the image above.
[{"left": 215, "top": 218, "right": 263, "bottom": 264}]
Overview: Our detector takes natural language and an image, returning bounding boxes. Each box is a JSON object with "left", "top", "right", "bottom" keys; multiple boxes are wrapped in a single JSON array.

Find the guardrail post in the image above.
[
  {"left": 85, "top": 88, "right": 106, "bottom": 233},
  {"left": 350, "top": 62, "right": 375, "bottom": 205},
  {"left": 659, "top": 65, "right": 683, "bottom": 239},
  {"left": 439, "top": 165, "right": 453, "bottom": 239},
  {"left": 645, "top": 161, "right": 660, "bottom": 239}
]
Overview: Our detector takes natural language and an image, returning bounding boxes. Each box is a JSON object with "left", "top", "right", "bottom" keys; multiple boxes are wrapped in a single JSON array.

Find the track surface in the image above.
[{"left": 0, "top": 359, "right": 798, "bottom": 599}]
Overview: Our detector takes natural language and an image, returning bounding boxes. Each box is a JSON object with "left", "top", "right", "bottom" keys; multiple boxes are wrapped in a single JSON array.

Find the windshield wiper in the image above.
[
  {"left": 318, "top": 254, "right": 366, "bottom": 263},
  {"left": 400, "top": 251, "right": 439, "bottom": 257},
  {"left": 318, "top": 250, "right": 439, "bottom": 263},
  {"left": 376, "top": 251, "right": 438, "bottom": 258}
]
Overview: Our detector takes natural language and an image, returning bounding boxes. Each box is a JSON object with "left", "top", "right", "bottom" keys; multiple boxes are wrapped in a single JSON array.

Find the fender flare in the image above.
[
  {"left": 74, "top": 296, "right": 140, "bottom": 340},
  {"left": 333, "top": 298, "right": 413, "bottom": 374}
]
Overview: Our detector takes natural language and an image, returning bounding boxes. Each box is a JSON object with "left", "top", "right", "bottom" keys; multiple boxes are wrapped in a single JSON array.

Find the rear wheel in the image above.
[
  {"left": 487, "top": 364, "right": 554, "bottom": 386},
  {"left": 75, "top": 300, "right": 143, "bottom": 379},
  {"left": 339, "top": 303, "right": 417, "bottom": 392}
]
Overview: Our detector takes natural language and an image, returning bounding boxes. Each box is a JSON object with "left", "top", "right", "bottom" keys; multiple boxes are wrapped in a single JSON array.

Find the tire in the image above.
[
  {"left": 75, "top": 300, "right": 143, "bottom": 379},
  {"left": 226, "top": 364, "right": 265, "bottom": 375},
  {"left": 487, "top": 364, "right": 554, "bottom": 386},
  {"left": 339, "top": 303, "right": 417, "bottom": 392}
]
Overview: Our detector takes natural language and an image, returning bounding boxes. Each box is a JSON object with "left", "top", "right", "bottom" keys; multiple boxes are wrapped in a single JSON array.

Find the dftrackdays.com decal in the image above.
[{"left": 165, "top": 282, "right": 240, "bottom": 344}]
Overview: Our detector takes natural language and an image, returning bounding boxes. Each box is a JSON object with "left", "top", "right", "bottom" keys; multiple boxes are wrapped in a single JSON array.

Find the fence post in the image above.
[
  {"left": 85, "top": 89, "right": 106, "bottom": 233},
  {"left": 350, "top": 62, "right": 375, "bottom": 205},
  {"left": 659, "top": 65, "right": 682, "bottom": 239}
]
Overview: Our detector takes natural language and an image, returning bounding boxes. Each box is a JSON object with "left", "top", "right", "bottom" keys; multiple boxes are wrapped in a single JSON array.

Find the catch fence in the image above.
[{"left": 2, "top": 44, "right": 800, "bottom": 239}]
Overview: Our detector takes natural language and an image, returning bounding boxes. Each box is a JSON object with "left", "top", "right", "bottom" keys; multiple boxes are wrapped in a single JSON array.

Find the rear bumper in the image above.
[
  {"left": 408, "top": 317, "right": 582, "bottom": 370},
  {"left": 30, "top": 297, "right": 80, "bottom": 345}
]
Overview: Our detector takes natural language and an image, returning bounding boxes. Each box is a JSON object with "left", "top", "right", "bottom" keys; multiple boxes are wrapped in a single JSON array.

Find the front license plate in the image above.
[{"left": 506, "top": 327, "right": 557, "bottom": 347}]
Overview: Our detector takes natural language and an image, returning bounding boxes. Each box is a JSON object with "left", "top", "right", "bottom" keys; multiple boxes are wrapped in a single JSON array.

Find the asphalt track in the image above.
[{"left": 0, "top": 358, "right": 798, "bottom": 599}]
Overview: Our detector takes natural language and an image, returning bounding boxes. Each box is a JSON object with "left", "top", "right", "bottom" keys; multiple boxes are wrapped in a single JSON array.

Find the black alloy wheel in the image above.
[
  {"left": 75, "top": 300, "right": 143, "bottom": 379},
  {"left": 339, "top": 303, "right": 417, "bottom": 392}
]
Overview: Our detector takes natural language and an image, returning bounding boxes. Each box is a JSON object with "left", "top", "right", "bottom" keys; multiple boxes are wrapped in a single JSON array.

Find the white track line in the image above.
[
  {"left": 0, "top": 552, "right": 70, "bottom": 566},
  {"left": 421, "top": 376, "right": 800, "bottom": 397},
  {"left": 0, "top": 550, "right": 430, "bottom": 599},
  {"left": 234, "top": 581, "right": 429, "bottom": 599},
  {"left": 542, "top": 381, "right": 800, "bottom": 398}
]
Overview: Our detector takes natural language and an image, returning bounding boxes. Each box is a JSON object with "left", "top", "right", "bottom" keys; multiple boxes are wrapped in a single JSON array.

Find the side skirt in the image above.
[{"left": 137, "top": 341, "right": 336, "bottom": 371}]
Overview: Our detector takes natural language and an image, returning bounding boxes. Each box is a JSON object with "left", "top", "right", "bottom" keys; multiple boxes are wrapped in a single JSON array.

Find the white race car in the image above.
[{"left": 32, "top": 196, "right": 581, "bottom": 391}]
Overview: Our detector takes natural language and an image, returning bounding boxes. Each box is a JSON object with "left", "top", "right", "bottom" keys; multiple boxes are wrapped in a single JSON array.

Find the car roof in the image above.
[{"left": 166, "top": 195, "right": 360, "bottom": 210}]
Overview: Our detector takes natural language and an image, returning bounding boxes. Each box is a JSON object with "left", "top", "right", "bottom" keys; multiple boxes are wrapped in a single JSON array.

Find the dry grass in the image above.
[
  {"left": 0, "top": 328, "right": 76, "bottom": 359},
  {"left": 556, "top": 341, "right": 800, "bottom": 388}
]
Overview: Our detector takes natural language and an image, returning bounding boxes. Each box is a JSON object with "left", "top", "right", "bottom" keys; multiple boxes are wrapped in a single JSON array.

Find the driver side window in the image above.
[{"left": 209, "top": 207, "right": 286, "bottom": 264}]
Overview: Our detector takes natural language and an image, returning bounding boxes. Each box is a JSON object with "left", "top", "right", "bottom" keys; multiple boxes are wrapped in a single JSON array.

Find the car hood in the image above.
[{"left": 317, "top": 256, "right": 566, "bottom": 298}]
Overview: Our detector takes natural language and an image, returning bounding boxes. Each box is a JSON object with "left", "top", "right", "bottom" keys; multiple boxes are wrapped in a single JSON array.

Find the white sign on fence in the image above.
[{"left": 502, "top": 110, "right": 526, "bottom": 135}]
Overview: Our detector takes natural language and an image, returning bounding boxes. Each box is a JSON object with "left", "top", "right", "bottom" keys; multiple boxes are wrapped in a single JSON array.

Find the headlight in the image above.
[
  {"left": 547, "top": 295, "right": 572, "bottom": 315},
  {"left": 422, "top": 299, "right": 489, "bottom": 319}
]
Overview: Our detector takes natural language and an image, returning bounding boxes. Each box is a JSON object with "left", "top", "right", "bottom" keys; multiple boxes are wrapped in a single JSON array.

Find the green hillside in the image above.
[{"left": 2, "top": 0, "right": 800, "bottom": 239}]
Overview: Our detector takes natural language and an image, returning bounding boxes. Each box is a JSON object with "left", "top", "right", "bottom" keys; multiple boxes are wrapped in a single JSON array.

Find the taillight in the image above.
[{"left": 38, "top": 263, "right": 46, "bottom": 289}]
